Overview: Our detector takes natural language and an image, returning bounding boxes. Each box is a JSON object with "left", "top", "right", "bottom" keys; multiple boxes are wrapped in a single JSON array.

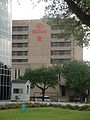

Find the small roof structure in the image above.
[{"left": 12, "top": 79, "right": 29, "bottom": 84}]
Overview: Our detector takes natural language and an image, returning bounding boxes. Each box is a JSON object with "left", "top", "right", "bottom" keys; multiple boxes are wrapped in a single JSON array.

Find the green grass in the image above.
[{"left": 0, "top": 107, "right": 90, "bottom": 120}]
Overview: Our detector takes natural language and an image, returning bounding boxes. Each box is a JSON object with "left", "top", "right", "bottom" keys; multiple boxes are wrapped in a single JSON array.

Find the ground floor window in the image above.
[{"left": 13, "top": 88, "right": 23, "bottom": 94}]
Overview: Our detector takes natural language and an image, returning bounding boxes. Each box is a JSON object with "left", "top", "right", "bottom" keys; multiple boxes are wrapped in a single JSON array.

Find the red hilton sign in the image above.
[{"left": 32, "top": 23, "right": 47, "bottom": 42}]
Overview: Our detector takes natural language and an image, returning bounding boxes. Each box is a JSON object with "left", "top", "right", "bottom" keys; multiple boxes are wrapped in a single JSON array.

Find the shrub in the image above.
[{"left": 0, "top": 102, "right": 90, "bottom": 111}]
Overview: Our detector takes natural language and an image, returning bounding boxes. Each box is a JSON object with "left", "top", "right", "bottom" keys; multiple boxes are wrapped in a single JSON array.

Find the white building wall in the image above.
[{"left": 11, "top": 81, "right": 30, "bottom": 102}]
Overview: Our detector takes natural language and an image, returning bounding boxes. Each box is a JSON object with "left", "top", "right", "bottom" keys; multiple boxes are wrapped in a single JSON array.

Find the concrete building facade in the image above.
[
  {"left": 0, "top": 0, "right": 12, "bottom": 100},
  {"left": 12, "top": 19, "right": 83, "bottom": 101}
]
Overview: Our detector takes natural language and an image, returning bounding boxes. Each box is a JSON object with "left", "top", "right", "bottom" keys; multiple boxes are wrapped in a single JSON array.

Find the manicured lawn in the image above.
[{"left": 0, "top": 107, "right": 90, "bottom": 120}]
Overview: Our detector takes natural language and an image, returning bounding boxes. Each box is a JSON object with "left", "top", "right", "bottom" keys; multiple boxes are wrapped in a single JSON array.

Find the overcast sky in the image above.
[
  {"left": 12, "top": 0, "right": 90, "bottom": 61},
  {"left": 12, "top": 0, "right": 46, "bottom": 20}
]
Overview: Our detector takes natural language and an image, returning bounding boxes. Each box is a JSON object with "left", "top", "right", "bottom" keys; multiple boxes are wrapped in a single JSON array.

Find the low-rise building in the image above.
[{"left": 11, "top": 80, "right": 30, "bottom": 102}]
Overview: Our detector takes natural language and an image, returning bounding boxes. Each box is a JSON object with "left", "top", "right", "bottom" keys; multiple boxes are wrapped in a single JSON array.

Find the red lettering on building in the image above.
[
  {"left": 32, "top": 29, "right": 47, "bottom": 33},
  {"left": 37, "top": 36, "right": 42, "bottom": 42},
  {"left": 32, "top": 22, "right": 47, "bottom": 42},
  {"left": 36, "top": 23, "right": 44, "bottom": 29}
]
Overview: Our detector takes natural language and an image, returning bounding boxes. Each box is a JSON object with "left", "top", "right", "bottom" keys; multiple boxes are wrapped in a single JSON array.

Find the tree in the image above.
[
  {"left": 17, "top": 0, "right": 90, "bottom": 46},
  {"left": 44, "top": 0, "right": 90, "bottom": 46},
  {"left": 20, "top": 66, "right": 58, "bottom": 101},
  {"left": 46, "top": 17, "right": 90, "bottom": 47},
  {"left": 64, "top": 0, "right": 90, "bottom": 27},
  {"left": 30, "top": 0, "right": 90, "bottom": 46},
  {"left": 61, "top": 60, "right": 90, "bottom": 102},
  {"left": 37, "top": 0, "right": 90, "bottom": 27}
]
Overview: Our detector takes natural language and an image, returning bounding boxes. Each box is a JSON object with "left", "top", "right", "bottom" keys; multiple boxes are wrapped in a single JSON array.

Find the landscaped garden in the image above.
[{"left": 0, "top": 107, "right": 90, "bottom": 120}]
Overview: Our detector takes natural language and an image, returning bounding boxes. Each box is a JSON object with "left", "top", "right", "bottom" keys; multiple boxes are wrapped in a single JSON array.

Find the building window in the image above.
[
  {"left": 51, "top": 25, "right": 64, "bottom": 30},
  {"left": 27, "top": 85, "right": 29, "bottom": 94},
  {"left": 12, "top": 51, "right": 28, "bottom": 56},
  {"left": 13, "top": 88, "right": 23, "bottom": 94},
  {"left": 12, "top": 43, "right": 28, "bottom": 48},
  {"left": 12, "top": 35, "right": 28, "bottom": 39},
  {"left": 12, "top": 59, "right": 28, "bottom": 62},
  {"left": 51, "top": 50, "right": 71, "bottom": 55},
  {"left": 51, "top": 33, "right": 65, "bottom": 39},
  {"left": 13, "top": 89, "right": 19, "bottom": 93},
  {"left": 51, "top": 42, "right": 71, "bottom": 47},
  {"left": 51, "top": 59, "right": 71, "bottom": 64},
  {"left": 18, "top": 68, "right": 20, "bottom": 78},
  {"left": 19, "top": 89, "right": 23, "bottom": 94},
  {"left": 12, "top": 26, "right": 28, "bottom": 31},
  {"left": 15, "top": 68, "right": 17, "bottom": 79}
]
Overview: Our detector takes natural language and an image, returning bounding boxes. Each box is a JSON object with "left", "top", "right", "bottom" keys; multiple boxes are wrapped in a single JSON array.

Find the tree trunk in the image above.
[
  {"left": 80, "top": 96, "right": 85, "bottom": 103},
  {"left": 64, "top": 0, "right": 90, "bottom": 27},
  {"left": 42, "top": 89, "right": 45, "bottom": 101},
  {"left": 80, "top": 92, "right": 88, "bottom": 103}
]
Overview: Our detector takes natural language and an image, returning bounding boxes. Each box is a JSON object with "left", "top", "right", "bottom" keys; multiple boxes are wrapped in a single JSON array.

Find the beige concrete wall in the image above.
[{"left": 29, "top": 20, "right": 51, "bottom": 64}]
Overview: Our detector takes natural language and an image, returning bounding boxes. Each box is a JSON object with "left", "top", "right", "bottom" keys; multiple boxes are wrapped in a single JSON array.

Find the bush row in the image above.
[
  {"left": 0, "top": 103, "right": 22, "bottom": 110},
  {"left": 0, "top": 103, "right": 90, "bottom": 111}
]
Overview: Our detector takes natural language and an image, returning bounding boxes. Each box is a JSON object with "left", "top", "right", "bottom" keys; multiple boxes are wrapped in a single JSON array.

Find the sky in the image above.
[
  {"left": 12, "top": 0, "right": 47, "bottom": 20},
  {"left": 12, "top": 0, "right": 90, "bottom": 61}
]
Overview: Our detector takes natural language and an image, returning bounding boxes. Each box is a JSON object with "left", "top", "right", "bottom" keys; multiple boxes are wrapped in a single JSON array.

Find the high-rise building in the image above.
[
  {"left": 12, "top": 19, "right": 83, "bottom": 101},
  {"left": 0, "top": 0, "right": 12, "bottom": 100}
]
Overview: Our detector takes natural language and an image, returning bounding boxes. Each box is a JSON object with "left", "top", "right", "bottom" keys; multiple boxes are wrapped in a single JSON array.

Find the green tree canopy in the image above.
[
  {"left": 30, "top": 0, "right": 90, "bottom": 46},
  {"left": 43, "top": 0, "right": 90, "bottom": 46},
  {"left": 41, "top": 0, "right": 90, "bottom": 26},
  {"left": 20, "top": 66, "right": 59, "bottom": 101},
  {"left": 61, "top": 60, "right": 90, "bottom": 102},
  {"left": 17, "top": 0, "right": 90, "bottom": 46}
]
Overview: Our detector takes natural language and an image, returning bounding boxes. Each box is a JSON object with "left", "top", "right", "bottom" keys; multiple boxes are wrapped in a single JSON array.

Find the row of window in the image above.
[
  {"left": 51, "top": 50, "right": 71, "bottom": 55},
  {"left": 0, "top": 86, "right": 11, "bottom": 100},
  {"left": 0, "top": 75, "right": 11, "bottom": 85},
  {"left": 12, "top": 42, "right": 71, "bottom": 48},
  {"left": 12, "top": 35, "right": 28, "bottom": 39},
  {"left": 51, "top": 33, "right": 65, "bottom": 39},
  {"left": 12, "top": 51, "right": 28, "bottom": 56},
  {"left": 51, "top": 25, "right": 64, "bottom": 30},
  {"left": 12, "top": 43, "right": 28, "bottom": 48},
  {"left": 12, "top": 25, "right": 64, "bottom": 32},
  {"left": 0, "top": 63, "right": 11, "bottom": 75},
  {"left": 51, "top": 59, "right": 71, "bottom": 64},
  {"left": 12, "top": 50, "right": 70, "bottom": 56},
  {"left": 0, "top": 69, "right": 11, "bottom": 75},
  {"left": 12, "top": 33, "right": 65, "bottom": 40},
  {"left": 12, "top": 59, "right": 28, "bottom": 62},
  {"left": 51, "top": 42, "right": 71, "bottom": 47},
  {"left": 0, "top": 63, "right": 9, "bottom": 69},
  {"left": 12, "top": 58, "right": 70, "bottom": 64},
  {"left": 12, "top": 26, "right": 29, "bottom": 31}
]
